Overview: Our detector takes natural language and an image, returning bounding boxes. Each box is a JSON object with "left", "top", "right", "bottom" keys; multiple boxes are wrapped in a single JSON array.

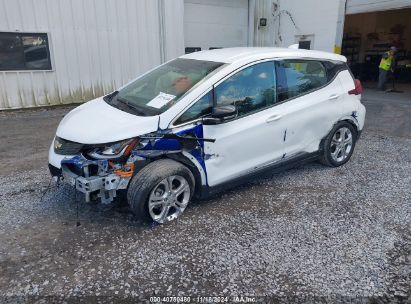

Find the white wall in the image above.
[
  {"left": 254, "top": 0, "right": 343, "bottom": 53},
  {"left": 0, "top": 0, "right": 184, "bottom": 110},
  {"left": 347, "top": 0, "right": 411, "bottom": 14},
  {"left": 163, "top": 0, "right": 185, "bottom": 62}
]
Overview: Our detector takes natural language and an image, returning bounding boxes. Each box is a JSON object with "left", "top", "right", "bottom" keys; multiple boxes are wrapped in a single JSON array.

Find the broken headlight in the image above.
[
  {"left": 54, "top": 136, "right": 84, "bottom": 155},
  {"left": 87, "top": 138, "right": 138, "bottom": 159},
  {"left": 54, "top": 137, "right": 63, "bottom": 151}
]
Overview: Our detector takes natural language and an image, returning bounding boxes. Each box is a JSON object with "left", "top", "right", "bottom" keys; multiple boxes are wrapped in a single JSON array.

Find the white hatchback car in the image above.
[{"left": 49, "top": 47, "right": 365, "bottom": 224}]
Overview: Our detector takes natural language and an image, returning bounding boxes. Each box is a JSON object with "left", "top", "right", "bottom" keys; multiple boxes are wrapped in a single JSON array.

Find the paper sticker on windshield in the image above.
[{"left": 146, "top": 92, "right": 176, "bottom": 109}]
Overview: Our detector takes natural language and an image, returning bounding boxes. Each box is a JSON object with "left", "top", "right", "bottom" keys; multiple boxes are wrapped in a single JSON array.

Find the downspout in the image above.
[
  {"left": 334, "top": 0, "right": 348, "bottom": 54},
  {"left": 158, "top": 0, "right": 166, "bottom": 63},
  {"left": 248, "top": 0, "right": 256, "bottom": 46}
]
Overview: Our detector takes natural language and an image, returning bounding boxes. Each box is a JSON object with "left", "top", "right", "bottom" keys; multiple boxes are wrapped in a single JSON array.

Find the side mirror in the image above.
[{"left": 202, "top": 105, "right": 237, "bottom": 125}]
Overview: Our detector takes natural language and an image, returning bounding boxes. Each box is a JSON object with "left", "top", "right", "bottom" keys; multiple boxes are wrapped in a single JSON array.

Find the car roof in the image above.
[{"left": 180, "top": 47, "right": 347, "bottom": 64}]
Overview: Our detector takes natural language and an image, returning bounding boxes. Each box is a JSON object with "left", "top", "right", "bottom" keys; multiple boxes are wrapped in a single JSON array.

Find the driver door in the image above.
[{"left": 203, "top": 61, "right": 288, "bottom": 187}]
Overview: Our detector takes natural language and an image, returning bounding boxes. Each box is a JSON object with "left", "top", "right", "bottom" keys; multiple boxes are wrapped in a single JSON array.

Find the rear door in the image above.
[{"left": 274, "top": 59, "right": 346, "bottom": 156}]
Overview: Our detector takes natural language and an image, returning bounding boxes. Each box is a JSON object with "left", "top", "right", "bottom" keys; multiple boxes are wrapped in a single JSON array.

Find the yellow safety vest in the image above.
[{"left": 379, "top": 51, "right": 393, "bottom": 71}]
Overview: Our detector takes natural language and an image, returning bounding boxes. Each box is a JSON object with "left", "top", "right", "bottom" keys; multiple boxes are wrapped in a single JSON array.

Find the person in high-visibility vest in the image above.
[{"left": 378, "top": 46, "right": 397, "bottom": 91}]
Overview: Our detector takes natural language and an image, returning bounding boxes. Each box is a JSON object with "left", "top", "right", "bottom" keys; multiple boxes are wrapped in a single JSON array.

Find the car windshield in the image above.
[{"left": 105, "top": 58, "right": 224, "bottom": 116}]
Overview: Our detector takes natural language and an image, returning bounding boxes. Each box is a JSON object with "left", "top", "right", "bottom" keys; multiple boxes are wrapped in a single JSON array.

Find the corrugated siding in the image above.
[
  {"left": 163, "top": 0, "right": 185, "bottom": 61},
  {"left": 0, "top": 0, "right": 184, "bottom": 110},
  {"left": 347, "top": 0, "right": 411, "bottom": 14}
]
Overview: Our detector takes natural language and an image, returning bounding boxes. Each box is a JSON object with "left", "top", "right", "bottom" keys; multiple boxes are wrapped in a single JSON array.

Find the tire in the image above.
[
  {"left": 319, "top": 121, "right": 357, "bottom": 167},
  {"left": 127, "top": 159, "right": 195, "bottom": 223}
]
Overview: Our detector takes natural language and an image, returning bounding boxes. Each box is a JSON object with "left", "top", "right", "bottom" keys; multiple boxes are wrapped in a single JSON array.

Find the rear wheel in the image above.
[
  {"left": 320, "top": 121, "right": 357, "bottom": 167},
  {"left": 127, "top": 159, "right": 195, "bottom": 223}
]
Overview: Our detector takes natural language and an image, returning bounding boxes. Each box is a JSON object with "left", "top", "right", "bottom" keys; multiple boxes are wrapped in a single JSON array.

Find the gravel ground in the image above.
[{"left": 0, "top": 131, "right": 410, "bottom": 303}]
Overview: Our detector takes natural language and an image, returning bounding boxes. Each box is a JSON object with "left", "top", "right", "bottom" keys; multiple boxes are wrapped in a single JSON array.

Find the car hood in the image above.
[{"left": 56, "top": 98, "right": 160, "bottom": 144}]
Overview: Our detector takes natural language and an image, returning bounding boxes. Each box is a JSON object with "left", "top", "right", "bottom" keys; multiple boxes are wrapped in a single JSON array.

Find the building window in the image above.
[
  {"left": 185, "top": 47, "right": 201, "bottom": 54},
  {"left": 0, "top": 32, "right": 52, "bottom": 71},
  {"left": 298, "top": 40, "right": 311, "bottom": 50}
]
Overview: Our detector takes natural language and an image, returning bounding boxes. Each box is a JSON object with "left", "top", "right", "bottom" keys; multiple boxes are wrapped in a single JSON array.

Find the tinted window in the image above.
[
  {"left": 0, "top": 32, "right": 52, "bottom": 70},
  {"left": 175, "top": 91, "right": 213, "bottom": 125},
  {"left": 276, "top": 60, "right": 327, "bottom": 102},
  {"left": 322, "top": 60, "right": 348, "bottom": 81},
  {"left": 215, "top": 62, "right": 276, "bottom": 117}
]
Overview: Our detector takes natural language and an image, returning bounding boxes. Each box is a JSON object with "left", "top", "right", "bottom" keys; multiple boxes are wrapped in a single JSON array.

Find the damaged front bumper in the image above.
[
  {"left": 58, "top": 155, "right": 133, "bottom": 204},
  {"left": 48, "top": 124, "right": 210, "bottom": 205}
]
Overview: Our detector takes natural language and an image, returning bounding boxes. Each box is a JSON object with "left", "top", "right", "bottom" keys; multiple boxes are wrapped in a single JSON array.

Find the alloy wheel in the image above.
[
  {"left": 148, "top": 175, "right": 190, "bottom": 223},
  {"left": 330, "top": 127, "right": 353, "bottom": 163}
]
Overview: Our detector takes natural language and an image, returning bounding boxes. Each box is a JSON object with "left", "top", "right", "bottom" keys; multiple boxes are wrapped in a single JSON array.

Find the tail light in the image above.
[{"left": 348, "top": 79, "right": 362, "bottom": 95}]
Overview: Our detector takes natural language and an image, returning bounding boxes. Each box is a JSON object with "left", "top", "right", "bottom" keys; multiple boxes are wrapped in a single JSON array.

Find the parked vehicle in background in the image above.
[{"left": 49, "top": 47, "right": 365, "bottom": 224}]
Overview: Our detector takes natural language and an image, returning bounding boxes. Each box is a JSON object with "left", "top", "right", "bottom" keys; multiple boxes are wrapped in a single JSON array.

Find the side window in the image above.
[
  {"left": 175, "top": 91, "right": 213, "bottom": 125},
  {"left": 214, "top": 62, "right": 276, "bottom": 117},
  {"left": 276, "top": 60, "right": 327, "bottom": 102},
  {"left": 322, "top": 60, "right": 348, "bottom": 82}
]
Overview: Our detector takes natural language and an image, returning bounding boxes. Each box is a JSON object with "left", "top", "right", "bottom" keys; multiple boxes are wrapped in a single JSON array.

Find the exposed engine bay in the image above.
[{"left": 56, "top": 124, "right": 212, "bottom": 204}]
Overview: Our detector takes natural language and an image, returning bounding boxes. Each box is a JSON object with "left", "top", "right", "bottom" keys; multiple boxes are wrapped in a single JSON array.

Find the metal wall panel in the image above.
[{"left": 0, "top": 0, "right": 184, "bottom": 109}]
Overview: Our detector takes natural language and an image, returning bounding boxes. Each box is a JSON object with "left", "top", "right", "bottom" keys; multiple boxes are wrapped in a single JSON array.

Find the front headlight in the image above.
[
  {"left": 87, "top": 138, "right": 138, "bottom": 159},
  {"left": 54, "top": 136, "right": 84, "bottom": 155},
  {"left": 54, "top": 137, "right": 63, "bottom": 151}
]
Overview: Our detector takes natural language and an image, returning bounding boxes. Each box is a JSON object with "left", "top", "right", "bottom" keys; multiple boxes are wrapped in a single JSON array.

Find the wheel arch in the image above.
[
  {"left": 319, "top": 118, "right": 359, "bottom": 153},
  {"left": 131, "top": 152, "right": 205, "bottom": 199},
  {"left": 340, "top": 113, "right": 361, "bottom": 134},
  {"left": 166, "top": 152, "right": 206, "bottom": 199},
  {"left": 342, "top": 118, "right": 359, "bottom": 134}
]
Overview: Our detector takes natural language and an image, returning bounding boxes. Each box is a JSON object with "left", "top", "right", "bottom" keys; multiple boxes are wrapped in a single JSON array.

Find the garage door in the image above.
[
  {"left": 184, "top": 0, "right": 249, "bottom": 53},
  {"left": 347, "top": 0, "right": 411, "bottom": 14}
]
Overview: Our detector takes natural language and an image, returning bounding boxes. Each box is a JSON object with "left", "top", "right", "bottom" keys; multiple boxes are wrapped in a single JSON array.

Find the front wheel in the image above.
[
  {"left": 319, "top": 121, "right": 357, "bottom": 167},
  {"left": 127, "top": 159, "right": 195, "bottom": 224}
]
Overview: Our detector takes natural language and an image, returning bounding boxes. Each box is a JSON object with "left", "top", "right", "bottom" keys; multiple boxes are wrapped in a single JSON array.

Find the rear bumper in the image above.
[{"left": 357, "top": 103, "right": 366, "bottom": 131}]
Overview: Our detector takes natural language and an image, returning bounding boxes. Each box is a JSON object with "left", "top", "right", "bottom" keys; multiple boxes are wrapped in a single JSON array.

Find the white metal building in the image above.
[
  {"left": 1, "top": 0, "right": 410, "bottom": 109},
  {"left": 0, "top": 0, "right": 184, "bottom": 109}
]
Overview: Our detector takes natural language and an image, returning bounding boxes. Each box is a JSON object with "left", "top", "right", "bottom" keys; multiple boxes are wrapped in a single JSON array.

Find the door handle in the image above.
[
  {"left": 329, "top": 94, "right": 339, "bottom": 100},
  {"left": 266, "top": 114, "right": 282, "bottom": 123}
]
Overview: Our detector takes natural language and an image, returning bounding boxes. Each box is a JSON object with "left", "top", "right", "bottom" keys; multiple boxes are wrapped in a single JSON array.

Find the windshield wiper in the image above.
[
  {"left": 105, "top": 92, "right": 160, "bottom": 116},
  {"left": 116, "top": 97, "right": 149, "bottom": 116}
]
